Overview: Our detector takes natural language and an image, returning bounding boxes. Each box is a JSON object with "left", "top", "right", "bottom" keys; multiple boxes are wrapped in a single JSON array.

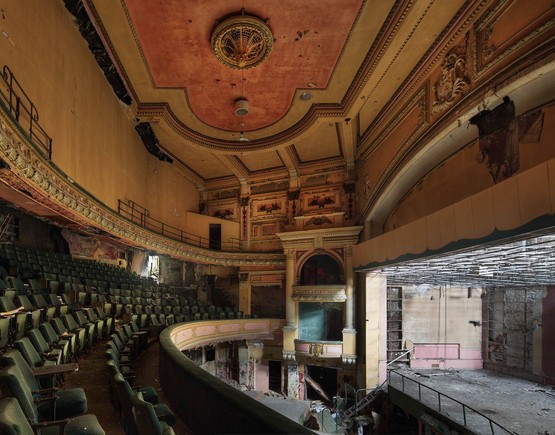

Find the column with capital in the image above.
[
  {"left": 342, "top": 245, "right": 357, "bottom": 364},
  {"left": 282, "top": 248, "right": 297, "bottom": 361}
]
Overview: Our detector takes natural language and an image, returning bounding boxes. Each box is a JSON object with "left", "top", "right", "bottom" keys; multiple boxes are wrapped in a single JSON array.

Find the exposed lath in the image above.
[{"left": 380, "top": 234, "right": 555, "bottom": 287}]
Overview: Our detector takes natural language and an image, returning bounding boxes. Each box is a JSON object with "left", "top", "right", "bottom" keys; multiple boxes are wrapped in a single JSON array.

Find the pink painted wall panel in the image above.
[{"left": 413, "top": 343, "right": 460, "bottom": 359}]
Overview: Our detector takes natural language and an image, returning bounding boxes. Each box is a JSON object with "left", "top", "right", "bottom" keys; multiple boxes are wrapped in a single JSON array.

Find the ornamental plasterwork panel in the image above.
[
  {"left": 0, "top": 113, "right": 284, "bottom": 267},
  {"left": 474, "top": 0, "right": 555, "bottom": 78},
  {"left": 432, "top": 40, "right": 471, "bottom": 116},
  {"left": 292, "top": 285, "right": 347, "bottom": 302},
  {"left": 277, "top": 226, "right": 363, "bottom": 251}
]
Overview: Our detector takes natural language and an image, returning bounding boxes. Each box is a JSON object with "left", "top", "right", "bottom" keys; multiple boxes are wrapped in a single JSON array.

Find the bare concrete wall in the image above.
[{"left": 402, "top": 286, "right": 482, "bottom": 349}]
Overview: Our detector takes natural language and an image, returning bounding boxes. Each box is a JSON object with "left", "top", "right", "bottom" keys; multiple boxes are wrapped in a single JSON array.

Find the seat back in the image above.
[
  {"left": 0, "top": 318, "right": 8, "bottom": 349},
  {"left": 0, "top": 295, "right": 17, "bottom": 311},
  {"left": 50, "top": 317, "right": 67, "bottom": 335},
  {"left": 63, "top": 313, "right": 80, "bottom": 331},
  {"left": 0, "top": 397, "right": 35, "bottom": 435},
  {"left": 0, "top": 349, "right": 41, "bottom": 392},
  {"left": 30, "top": 294, "right": 48, "bottom": 309},
  {"left": 0, "top": 364, "right": 39, "bottom": 424},
  {"left": 132, "top": 392, "right": 164, "bottom": 435},
  {"left": 74, "top": 310, "right": 88, "bottom": 326},
  {"left": 114, "top": 373, "right": 138, "bottom": 435},
  {"left": 39, "top": 322, "right": 59, "bottom": 346},
  {"left": 14, "top": 337, "right": 43, "bottom": 368},
  {"left": 7, "top": 277, "right": 25, "bottom": 292},
  {"left": 27, "top": 328, "right": 50, "bottom": 354},
  {"left": 15, "top": 295, "right": 34, "bottom": 311}
]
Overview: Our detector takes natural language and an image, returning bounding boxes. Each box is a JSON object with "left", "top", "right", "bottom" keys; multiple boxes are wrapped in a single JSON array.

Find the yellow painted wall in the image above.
[
  {"left": 185, "top": 212, "right": 240, "bottom": 249},
  {"left": 385, "top": 104, "right": 555, "bottom": 231},
  {"left": 0, "top": 0, "right": 198, "bottom": 221},
  {"left": 353, "top": 158, "right": 555, "bottom": 268}
]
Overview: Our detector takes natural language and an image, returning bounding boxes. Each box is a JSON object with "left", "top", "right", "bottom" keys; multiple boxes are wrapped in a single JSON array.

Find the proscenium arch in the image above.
[
  {"left": 296, "top": 249, "right": 345, "bottom": 285},
  {"left": 362, "top": 61, "right": 555, "bottom": 238}
]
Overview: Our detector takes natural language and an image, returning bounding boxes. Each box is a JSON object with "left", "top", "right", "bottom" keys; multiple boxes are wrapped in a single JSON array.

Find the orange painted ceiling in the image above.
[
  {"left": 87, "top": 0, "right": 469, "bottom": 187},
  {"left": 124, "top": 0, "right": 363, "bottom": 131}
]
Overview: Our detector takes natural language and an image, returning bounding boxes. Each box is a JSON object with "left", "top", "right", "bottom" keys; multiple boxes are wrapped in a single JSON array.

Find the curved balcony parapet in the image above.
[
  {"left": 160, "top": 320, "right": 314, "bottom": 434},
  {"left": 0, "top": 111, "right": 284, "bottom": 266}
]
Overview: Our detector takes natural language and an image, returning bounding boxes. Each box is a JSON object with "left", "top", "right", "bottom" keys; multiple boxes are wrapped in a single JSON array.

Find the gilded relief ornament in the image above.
[{"left": 432, "top": 47, "right": 471, "bottom": 115}]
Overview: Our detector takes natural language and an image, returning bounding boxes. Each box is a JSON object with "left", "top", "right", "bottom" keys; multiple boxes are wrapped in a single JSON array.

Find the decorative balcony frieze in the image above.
[
  {"left": 292, "top": 285, "right": 346, "bottom": 302},
  {"left": 295, "top": 340, "right": 343, "bottom": 359},
  {"left": 0, "top": 114, "right": 284, "bottom": 266}
]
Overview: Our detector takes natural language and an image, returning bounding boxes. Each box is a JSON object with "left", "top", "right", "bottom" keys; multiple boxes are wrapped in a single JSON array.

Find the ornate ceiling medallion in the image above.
[{"left": 211, "top": 11, "right": 273, "bottom": 70}]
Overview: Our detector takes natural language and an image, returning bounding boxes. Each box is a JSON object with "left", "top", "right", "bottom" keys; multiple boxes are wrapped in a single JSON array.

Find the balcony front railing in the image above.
[
  {"left": 118, "top": 199, "right": 242, "bottom": 252},
  {"left": 0, "top": 65, "right": 52, "bottom": 159},
  {"left": 388, "top": 370, "right": 513, "bottom": 434}
]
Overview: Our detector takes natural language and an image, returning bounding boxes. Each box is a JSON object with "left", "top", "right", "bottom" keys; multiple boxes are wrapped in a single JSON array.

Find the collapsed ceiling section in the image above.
[{"left": 380, "top": 233, "right": 555, "bottom": 288}]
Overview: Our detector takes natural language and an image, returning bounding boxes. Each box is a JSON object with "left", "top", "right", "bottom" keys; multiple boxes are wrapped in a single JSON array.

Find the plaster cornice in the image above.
[{"left": 276, "top": 226, "right": 363, "bottom": 250}]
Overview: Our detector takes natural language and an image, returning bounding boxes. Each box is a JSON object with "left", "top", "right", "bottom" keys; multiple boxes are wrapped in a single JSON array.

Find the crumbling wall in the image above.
[
  {"left": 485, "top": 287, "right": 544, "bottom": 379},
  {"left": 159, "top": 256, "right": 183, "bottom": 285}
]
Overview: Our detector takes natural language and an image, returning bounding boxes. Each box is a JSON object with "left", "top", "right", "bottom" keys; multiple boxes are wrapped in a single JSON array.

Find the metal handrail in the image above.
[
  {"left": 388, "top": 370, "right": 514, "bottom": 434},
  {"left": 387, "top": 347, "right": 413, "bottom": 366},
  {"left": 118, "top": 199, "right": 242, "bottom": 252},
  {"left": 0, "top": 65, "right": 52, "bottom": 158}
]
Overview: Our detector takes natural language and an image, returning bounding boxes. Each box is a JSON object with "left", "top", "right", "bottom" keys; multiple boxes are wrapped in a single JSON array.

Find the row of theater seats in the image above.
[
  {"left": 106, "top": 323, "right": 177, "bottom": 434},
  {"left": 0, "top": 243, "right": 245, "bottom": 433},
  {"left": 0, "top": 275, "right": 182, "bottom": 434},
  {"left": 0, "top": 348, "right": 105, "bottom": 433}
]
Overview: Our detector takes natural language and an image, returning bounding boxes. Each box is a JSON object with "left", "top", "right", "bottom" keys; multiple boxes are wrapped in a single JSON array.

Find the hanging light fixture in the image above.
[{"left": 234, "top": 98, "right": 249, "bottom": 116}]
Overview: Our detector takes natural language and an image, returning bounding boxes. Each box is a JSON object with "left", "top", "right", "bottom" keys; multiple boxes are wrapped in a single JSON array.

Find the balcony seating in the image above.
[
  {"left": 0, "top": 350, "right": 86, "bottom": 419},
  {"left": 131, "top": 392, "right": 176, "bottom": 435},
  {"left": 114, "top": 373, "right": 175, "bottom": 435},
  {"left": 27, "top": 328, "right": 63, "bottom": 365},
  {"left": 14, "top": 337, "right": 57, "bottom": 369},
  {"left": 39, "top": 322, "right": 72, "bottom": 363}
]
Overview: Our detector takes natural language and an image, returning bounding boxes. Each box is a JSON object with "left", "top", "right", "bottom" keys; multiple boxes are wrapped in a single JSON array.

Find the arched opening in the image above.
[{"left": 299, "top": 254, "right": 342, "bottom": 285}]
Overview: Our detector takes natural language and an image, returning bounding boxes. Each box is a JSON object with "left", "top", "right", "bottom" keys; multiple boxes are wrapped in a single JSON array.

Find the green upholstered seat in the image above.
[
  {"left": 0, "top": 351, "right": 87, "bottom": 419},
  {"left": 15, "top": 337, "right": 57, "bottom": 368},
  {"left": 27, "top": 328, "right": 63, "bottom": 365},
  {"left": 0, "top": 396, "right": 105, "bottom": 435},
  {"left": 39, "top": 322, "right": 71, "bottom": 363},
  {"left": 131, "top": 392, "right": 175, "bottom": 435}
]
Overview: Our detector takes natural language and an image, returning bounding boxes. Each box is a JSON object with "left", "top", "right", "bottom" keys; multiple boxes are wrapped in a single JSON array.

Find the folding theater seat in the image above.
[
  {"left": 14, "top": 337, "right": 58, "bottom": 370},
  {"left": 72, "top": 310, "right": 97, "bottom": 345},
  {"left": 131, "top": 392, "right": 176, "bottom": 435},
  {"left": 61, "top": 314, "right": 88, "bottom": 354},
  {"left": 114, "top": 373, "right": 175, "bottom": 435},
  {"left": 0, "top": 365, "right": 104, "bottom": 433},
  {"left": 26, "top": 329, "right": 63, "bottom": 365},
  {"left": 39, "top": 322, "right": 71, "bottom": 363},
  {"left": 50, "top": 318, "right": 80, "bottom": 358},
  {"left": 15, "top": 295, "right": 41, "bottom": 329},
  {"left": 0, "top": 296, "right": 30, "bottom": 340}
]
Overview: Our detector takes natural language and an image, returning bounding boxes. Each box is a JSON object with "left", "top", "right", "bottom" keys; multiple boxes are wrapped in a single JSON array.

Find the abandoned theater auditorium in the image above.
[{"left": 0, "top": 0, "right": 554, "bottom": 434}]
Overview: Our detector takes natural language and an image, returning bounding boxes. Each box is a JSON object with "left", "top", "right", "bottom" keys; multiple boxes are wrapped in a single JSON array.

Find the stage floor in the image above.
[{"left": 388, "top": 368, "right": 554, "bottom": 434}]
